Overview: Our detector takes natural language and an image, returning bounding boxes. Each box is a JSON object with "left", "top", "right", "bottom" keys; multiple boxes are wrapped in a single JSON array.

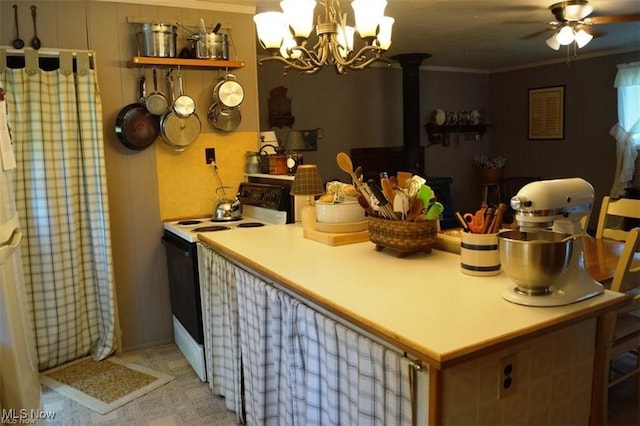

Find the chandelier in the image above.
[{"left": 253, "top": 0, "right": 394, "bottom": 74}]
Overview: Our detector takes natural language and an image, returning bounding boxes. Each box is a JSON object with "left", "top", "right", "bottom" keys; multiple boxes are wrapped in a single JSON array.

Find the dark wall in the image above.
[{"left": 489, "top": 50, "right": 640, "bottom": 229}]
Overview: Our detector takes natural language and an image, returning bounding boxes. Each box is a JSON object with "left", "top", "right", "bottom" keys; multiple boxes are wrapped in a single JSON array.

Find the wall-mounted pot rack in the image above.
[{"left": 127, "top": 56, "right": 244, "bottom": 70}]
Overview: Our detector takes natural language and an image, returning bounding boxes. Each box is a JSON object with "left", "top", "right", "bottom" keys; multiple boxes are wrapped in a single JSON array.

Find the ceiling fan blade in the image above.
[
  {"left": 589, "top": 13, "right": 640, "bottom": 25},
  {"left": 575, "top": 24, "right": 605, "bottom": 38},
  {"left": 520, "top": 27, "right": 554, "bottom": 40}
]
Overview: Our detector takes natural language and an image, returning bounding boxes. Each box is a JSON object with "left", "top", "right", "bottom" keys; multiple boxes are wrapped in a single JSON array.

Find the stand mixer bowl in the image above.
[{"left": 498, "top": 230, "right": 574, "bottom": 295}]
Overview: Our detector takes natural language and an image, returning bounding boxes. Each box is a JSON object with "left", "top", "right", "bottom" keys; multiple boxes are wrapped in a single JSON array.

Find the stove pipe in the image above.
[{"left": 391, "top": 53, "right": 431, "bottom": 174}]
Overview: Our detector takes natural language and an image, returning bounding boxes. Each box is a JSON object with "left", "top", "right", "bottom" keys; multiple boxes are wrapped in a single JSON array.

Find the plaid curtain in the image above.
[{"left": 0, "top": 51, "right": 116, "bottom": 370}]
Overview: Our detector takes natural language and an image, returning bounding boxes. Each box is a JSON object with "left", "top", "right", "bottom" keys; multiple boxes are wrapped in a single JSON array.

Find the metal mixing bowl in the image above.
[{"left": 497, "top": 230, "right": 574, "bottom": 295}]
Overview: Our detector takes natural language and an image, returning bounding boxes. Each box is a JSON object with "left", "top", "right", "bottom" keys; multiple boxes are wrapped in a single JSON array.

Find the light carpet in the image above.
[{"left": 40, "top": 356, "right": 174, "bottom": 415}]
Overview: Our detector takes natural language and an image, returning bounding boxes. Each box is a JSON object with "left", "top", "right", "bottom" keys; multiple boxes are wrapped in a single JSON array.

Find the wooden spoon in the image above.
[{"left": 406, "top": 198, "right": 423, "bottom": 222}]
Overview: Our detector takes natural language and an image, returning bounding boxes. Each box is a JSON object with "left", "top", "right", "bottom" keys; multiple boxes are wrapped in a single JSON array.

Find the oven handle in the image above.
[{"left": 161, "top": 236, "right": 192, "bottom": 258}]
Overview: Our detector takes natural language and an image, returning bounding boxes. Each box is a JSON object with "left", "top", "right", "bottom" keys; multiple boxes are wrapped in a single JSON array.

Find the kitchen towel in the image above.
[{"left": 40, "top": 356, "right": 174, "bottom": 415}]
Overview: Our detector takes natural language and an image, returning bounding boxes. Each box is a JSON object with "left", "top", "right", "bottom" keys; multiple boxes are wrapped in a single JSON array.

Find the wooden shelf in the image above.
[
  {"left": 127, "top": 56, "right": 245, "bottom": 69},
  {"left": 424, "top": 122, "right": 489, "bottom": 141}
]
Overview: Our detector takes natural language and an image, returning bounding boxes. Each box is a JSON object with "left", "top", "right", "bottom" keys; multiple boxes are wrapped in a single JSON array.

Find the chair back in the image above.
[
  {"left": 595, "top": 196, "right": 640, "bottom": 241},
  {"left": 610, "top": 227, "right": 640, "bottom": 295}
]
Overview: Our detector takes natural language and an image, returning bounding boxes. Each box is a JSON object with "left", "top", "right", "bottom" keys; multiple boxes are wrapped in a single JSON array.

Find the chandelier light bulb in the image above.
[
  {"left": 280, "top": 31, "right": 302, "bottom": 59},
  {"left": 574, "top": 29, "right": 593, "bottom": 48},
  {"left": 280, "top": 0, "right": 316, "bottom": 39},
  {"left": 556, "top": 25, "right": 575, "bottom": 45},
  {"left": 351, "top": 0, "right": 387, "bottom": 39},
  {"left": 376, "top": 16, "right": 395, "bottom": 50},
  {"left": 337, "top": 25, "right": 356, "bottom": 58},
  {"left": 254, "top": 12, "right": 287, "bottom": 49}
]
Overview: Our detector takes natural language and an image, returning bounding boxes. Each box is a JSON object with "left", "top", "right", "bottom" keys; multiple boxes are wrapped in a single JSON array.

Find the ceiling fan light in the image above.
[
  {"left": 556, "top": 25, "right": 575, "bottom": 45},
  {"left": 574, "top": 29, "right": 593, "bottom": 48},
  {"left": 564, "top": 3, "right": 593, "bottom": 21},
  {"left": 352, "top": 0, "right": 387, "bottom": 39},
  {"left": 546, "top": 33, "right": 561, "bottom": 50},
  {"left": 254, "top": 12, "right": 287, "bottom": 49},
  {"left": 280, "top": 0, "right": 316, "bottom": 39}
]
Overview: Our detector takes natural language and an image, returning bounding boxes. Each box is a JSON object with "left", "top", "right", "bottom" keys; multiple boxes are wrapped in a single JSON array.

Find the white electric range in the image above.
[{"left": 161, "top": 182, "right": 291, "bottom": 381}]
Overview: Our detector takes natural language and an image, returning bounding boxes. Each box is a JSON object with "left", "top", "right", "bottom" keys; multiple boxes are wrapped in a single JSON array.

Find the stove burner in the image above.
[
  {"left": 177, "top": 220, "right": 202, "bottom": 226},
  {"left": 237, "top": 222, "right": 265, "bottom": 228},
  {"left": 192, "top": 225, "right": 231, "bottom": 232}
]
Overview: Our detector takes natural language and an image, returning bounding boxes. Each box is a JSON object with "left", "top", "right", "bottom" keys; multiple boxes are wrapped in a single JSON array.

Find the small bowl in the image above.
[
  {"left": 315, "top": 201, "right": 365, "bottom": 223},
  {"left": 498, "top": 230, "right": 574, "bottom": 295}
]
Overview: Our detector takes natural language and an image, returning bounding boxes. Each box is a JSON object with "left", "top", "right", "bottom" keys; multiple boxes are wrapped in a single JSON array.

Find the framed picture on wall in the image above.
[{"left": 528, "top": 85, "right": 565, "bottom": 140}]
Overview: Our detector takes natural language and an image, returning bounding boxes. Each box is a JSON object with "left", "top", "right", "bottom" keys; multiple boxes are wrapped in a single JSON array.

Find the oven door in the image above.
[{"left": 161, "top": 231, "right": 204, "bottom": 344}]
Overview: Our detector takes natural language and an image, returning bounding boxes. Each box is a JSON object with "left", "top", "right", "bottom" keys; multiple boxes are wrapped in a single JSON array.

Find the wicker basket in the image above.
[{"left": 368, "top": 216, "right": 437, "bottom": 257}]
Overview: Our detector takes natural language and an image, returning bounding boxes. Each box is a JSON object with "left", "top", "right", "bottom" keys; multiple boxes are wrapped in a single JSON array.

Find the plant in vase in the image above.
[{"left": 473, "top": 155, "right": 507, "bottom": 183}]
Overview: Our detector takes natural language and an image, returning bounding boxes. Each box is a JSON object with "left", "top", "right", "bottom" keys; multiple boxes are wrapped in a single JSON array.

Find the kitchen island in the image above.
[{"left": 198, "top": 224, "right": 627, "bottom": 425}]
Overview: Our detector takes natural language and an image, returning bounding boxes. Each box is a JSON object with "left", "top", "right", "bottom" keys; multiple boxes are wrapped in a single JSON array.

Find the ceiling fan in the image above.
[{"left": 520, "top": 0, "right": 640, "bottom": 41}]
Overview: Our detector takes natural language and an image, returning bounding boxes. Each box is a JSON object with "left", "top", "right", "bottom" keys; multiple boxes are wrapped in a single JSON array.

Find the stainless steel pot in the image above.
[
  {"left": 213, "top": 74, "right": 244, "bottom": 108},
  {"left": 134, "top": 23, "right": 177, "bottom": 58}
]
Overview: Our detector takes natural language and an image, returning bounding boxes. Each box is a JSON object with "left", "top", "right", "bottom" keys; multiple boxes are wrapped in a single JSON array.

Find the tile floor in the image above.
[{"left": 41, "top": 344, "right": 638, "bottom": 425}]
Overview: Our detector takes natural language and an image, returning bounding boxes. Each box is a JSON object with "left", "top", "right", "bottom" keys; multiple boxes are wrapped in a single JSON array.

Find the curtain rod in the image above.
[{"left": 0, "top": 46, "right": 94, "bottom": 58}]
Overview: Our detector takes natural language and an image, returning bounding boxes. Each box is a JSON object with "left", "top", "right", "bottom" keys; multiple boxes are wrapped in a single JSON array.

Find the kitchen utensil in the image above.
[
  {"left": 173, "top": 72, "right": 195, "bottom": 118},
  {"left": 134, "top": 22, "right": 177, "bottom": 57},
  {"left": 406, "top": 198, "right": 423, "bottom": 222},
  {"left": 498, "top": 230, "right": 574, "bottom": 295},
  {"left": 207, "top": 103, "right": 241, "bottom": 132},
  {"left": 454, "top": 211, "right": 471, "bottom": 232},
  {"left": 212, "top": 22, "right": 222, "bottom": 34},
  {"left": 204, "top": 32, "right": 229, "bottom": 59},
  {"left": 489, "top": 203, "right": 507, "bottom": 233},
  {"left": 145, "top": 67, "right": 168, "bottom": 115},
  {"left": 357, "top": 194, "right": 374, "bottom": 215},
  {"left": 396, "top": 171, "right": 412, "bottom": 188},
  {"left": 160, "top": 73, "right": 201, "bottom": 151},
  {"left": 30, "top": 5, "right": 41, "bottom": 50},
  {"left": 114, "top": 75, "right": 160, "bottom": 150},
  {"left": 367, "top": 179, "right": 398, "bottom": 220},
  {"left": 211, "top": 162, "right": 242, "bottom": 220},
  {"left": 12, "top": 5, "right": 24, "bottom": 49},
  {"left": 380, "top": 177, "right": 395, "bottom": 207},
  {"left": 336, "top": 152, "right": 380, "bottom": 214},
  {"left": 213, "top": 74, "right": 244, "bottom": 108},
  {"left": 425, "top": 201, "right": 444, "bottom": 221},
  {"left": 479, "top": 207, "right": 494, "bottom": 234}
]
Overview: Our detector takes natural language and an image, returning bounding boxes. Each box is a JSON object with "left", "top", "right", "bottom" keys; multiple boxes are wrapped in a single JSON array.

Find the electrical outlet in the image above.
[
  {"left": 205, "top": 148, "right": 215, "bottom": 164},
  {"left": 497, "top": 354, "right": 516, "bottom": 399}
]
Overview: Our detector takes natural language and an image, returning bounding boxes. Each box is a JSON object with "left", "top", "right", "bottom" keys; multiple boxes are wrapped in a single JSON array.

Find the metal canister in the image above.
[{"left": 245, "top": 151, "right": 260, "bottom": 174}]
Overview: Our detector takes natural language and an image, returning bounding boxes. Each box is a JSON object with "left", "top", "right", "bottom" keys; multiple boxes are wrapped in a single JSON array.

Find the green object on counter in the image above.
[{"left": 425, "top": 201, "right": 444, "bottom": 220}]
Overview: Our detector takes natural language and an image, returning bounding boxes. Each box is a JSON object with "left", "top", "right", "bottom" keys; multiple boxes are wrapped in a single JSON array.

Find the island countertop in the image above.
[{"left": 198, "top": 224, "right": 627, "bottom": 369}]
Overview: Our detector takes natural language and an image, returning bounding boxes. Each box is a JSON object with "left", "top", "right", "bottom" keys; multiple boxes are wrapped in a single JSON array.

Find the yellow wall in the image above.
[{"left": 156, "top": 131, "right": 255, "bottom": 220}]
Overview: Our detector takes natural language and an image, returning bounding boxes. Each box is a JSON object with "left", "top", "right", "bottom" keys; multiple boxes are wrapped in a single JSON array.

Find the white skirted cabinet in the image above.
[{"left": 197, "top": 244, "right": 426, "bottom": 425}]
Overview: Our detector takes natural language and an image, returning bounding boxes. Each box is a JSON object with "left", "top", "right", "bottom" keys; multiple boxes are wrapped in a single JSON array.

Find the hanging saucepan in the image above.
[
  {"left": 173, "top": 72, "right": 196, "bottom": 118},
  {"left": 213, "top": 74, "right": 244, "bottom": 108},
  {"left": 114, "top": 75, "right": 159, "bottom": 150},
  {"left": 160, "top": 73, "right": 201, "bottom": 151},
  {"left": 207, "top": 103, "right": 241, "bottom": 132},
  {"left": 145, "top": 67, "right": 168, "bottom": 115}
]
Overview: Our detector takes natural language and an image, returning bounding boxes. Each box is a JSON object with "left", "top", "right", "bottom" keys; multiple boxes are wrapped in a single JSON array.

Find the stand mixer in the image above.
[{"left": 500, "top": 178, "right": 604, "bottom": 307}]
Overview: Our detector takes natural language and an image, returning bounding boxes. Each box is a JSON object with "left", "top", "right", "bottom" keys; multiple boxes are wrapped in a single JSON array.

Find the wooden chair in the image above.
[
  {"left": 599, "top": 227, "right": 640, "bottom": 425},
  {"left": 596, "top": 196, "right": 640, "bottom": 241}
]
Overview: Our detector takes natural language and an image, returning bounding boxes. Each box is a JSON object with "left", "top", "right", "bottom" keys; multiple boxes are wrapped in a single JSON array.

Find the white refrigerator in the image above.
[{"left": 0, "top": 88, "right": 41, "bottom": 412}]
